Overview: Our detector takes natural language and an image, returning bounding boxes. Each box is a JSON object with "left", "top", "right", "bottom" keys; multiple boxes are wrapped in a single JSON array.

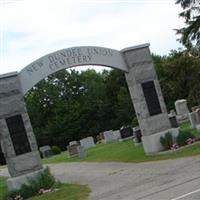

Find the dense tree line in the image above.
[
  {"left": 154, "top": 49, "right": 200, "bottom": 110},
  {"left": 25, "top": 69, "right": 135, "bottom": 149}
]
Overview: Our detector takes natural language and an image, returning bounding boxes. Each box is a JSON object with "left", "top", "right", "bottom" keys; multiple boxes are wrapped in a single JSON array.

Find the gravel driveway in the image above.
[{"left": 1, "top": 156, "right": 200, "bottom": 200}]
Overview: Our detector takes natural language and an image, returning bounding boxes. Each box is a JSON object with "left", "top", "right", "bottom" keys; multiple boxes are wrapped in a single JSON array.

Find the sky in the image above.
[{"left": 0, "top": 0, "right": 184, "bottom": 75}]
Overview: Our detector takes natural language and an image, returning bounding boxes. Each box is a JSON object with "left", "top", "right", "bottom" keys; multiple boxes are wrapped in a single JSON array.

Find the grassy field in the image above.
[
  {"left": 43, "top": 123, "right": 200, "bottom": 164},
  {"left": 179, "top": 122, "right": 199, "bottom": 136},
  {"left": 43, "top": 140, "right": 200, "bottom": 164},
  {"left": 0, "top": 177, "right": 90, "bottom": 200},
  {"left": 0, "top": 177, "right": 7, "bottom": 200},
  {"left": 29, "top": 184, "right": 90, "bottom": 200}
]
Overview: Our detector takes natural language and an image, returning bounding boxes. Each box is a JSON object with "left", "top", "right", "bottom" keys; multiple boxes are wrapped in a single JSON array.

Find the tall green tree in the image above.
[
  {"left": 175, "top": 0, "right": 200, "bottom": 49},
  {"left": 25, "top": 69, "right": 135, "bottom": 149},
  {"left": 115, "top": 87, "right": 135, "bottom": 127},
  {"left": 104, "top": 70, "right": 135, "bottom": 129},
  {"left": 153, "top": 50, "right": 200, "bottom": 110}
]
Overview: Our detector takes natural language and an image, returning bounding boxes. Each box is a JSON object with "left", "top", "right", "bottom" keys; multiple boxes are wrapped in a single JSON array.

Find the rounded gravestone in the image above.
[{"left": 175, "top": 99, "right": 189, "bottom": 115}]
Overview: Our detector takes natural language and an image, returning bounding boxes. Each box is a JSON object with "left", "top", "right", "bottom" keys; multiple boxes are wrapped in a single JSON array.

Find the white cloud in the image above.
[{"left": 0, "top": 0, "right": 184, "bottom": 74}]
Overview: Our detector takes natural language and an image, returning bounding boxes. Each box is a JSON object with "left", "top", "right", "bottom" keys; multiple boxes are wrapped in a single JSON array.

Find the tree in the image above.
[
  {"left": 153, "top": 50, "right": 200, "bottom": 110},
  {"left": 175, "top": 0, "right": 200, "bottom": 49},
  {"left": 115, "top": 87, "right": 135, "bottom": 127},
  {"left": 25, "top": 68, "right": 136, "bottom": 149},
  {"left": 104, "top": 70, "right": 135, "bottom": 129}
]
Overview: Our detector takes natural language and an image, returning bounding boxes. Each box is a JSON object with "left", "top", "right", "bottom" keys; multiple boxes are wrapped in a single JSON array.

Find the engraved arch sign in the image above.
[{"left": 19, "top": 46, "right": 128, "bottom": 95}]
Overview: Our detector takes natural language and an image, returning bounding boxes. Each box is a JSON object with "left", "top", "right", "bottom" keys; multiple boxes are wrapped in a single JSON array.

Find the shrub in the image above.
[
  {"left": 51, "top": 145, "right": 62, "bottom": 155},
  {"left": 160, "top": 132, "right": 173, "bottom": 150},
  {"left": 7, "top": 167, "right": 57, "bottom": 199},
  {"left": 176, "top": 130, "right": 194, "bottom": 146}
]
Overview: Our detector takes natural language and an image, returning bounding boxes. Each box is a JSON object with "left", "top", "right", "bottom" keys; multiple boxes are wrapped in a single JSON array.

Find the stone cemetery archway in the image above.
[{"left": 0, "top": 43, "right": 175, "bottom": 190}]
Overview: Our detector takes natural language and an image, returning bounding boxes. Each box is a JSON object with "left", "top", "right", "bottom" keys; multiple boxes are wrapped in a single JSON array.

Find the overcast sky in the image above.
[{"left": 0, "top": 0, "right": 184, "bottom": 75}]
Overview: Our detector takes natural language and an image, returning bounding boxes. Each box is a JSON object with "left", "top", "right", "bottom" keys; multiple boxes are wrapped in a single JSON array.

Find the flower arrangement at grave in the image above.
[
  {"left": 170, "top": 143, "right": 179, "bottom": 150},
  {"left": 38, "top": 188, "right": 53, "bottom": 195},
  {"left": 8, "top": 195, "right": 23, "bottom": 200},
  {"left": 186, "top": 138, "right": 194, "bottom": 145}
]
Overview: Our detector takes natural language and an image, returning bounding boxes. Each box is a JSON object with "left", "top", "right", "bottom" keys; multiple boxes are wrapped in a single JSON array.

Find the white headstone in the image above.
[
  {"left": 175, "top": 99, "right": 190, "bottom": 123},
  {"left": 195, "top": 109, "right": 200, "bottom": 124},
  {"left": 80, "top": 137, "right": 96, "bottom": 150},
  {"left": 69, "top": 141, "right": 78, "bottom": 146},
  {"left": 103, "top": 130, "right": 115, "bottom": 144},
  {"left": 188, "top": 111, "right": 200, "bottom": 129},
  {"left": 77, "top": 146, "right": 86, "bottom": 158},
  {"left": 175, "top": 99, "right": 189, "bottom": 115},
  {"left": 112, "top": 130, "right": 121, "bottom": 140}
]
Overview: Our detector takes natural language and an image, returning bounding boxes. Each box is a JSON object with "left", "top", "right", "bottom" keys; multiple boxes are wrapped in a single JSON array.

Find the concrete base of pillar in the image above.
[
  {"left": 142, "top": 128, "right": 179, "bottom": 154},
  {"left": 7, "top": 169, "right": 44, "bottom": 191}
]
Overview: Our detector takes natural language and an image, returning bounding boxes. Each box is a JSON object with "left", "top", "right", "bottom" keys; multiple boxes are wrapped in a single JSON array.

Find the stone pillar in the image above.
[
  {"left": 0, "top": 72, "right": 42, "bottom": 190},
  {"left": 122, "top": 44, "right": 179, "bottom": 153}
]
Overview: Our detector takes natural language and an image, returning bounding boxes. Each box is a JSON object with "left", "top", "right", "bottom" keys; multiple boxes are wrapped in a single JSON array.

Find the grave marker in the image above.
[
  {"left": 39, "top": 146, "right": 53, "bottom": 158},
  {"left": 67, "top": 144, "right": 80, "bottom": 158},
  {"left": 175, "top": 99, "right": 189, "bottom": 124},
  {"left": 80, "top": 137, "right": 95, "bottom": 150}
]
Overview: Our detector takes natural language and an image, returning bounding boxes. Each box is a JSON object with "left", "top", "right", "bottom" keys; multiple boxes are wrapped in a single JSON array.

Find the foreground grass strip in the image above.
[
  {"left": 29, "top": 184, "right": 90, "bottom": 200},
  {"left": 0, "top": 177, "right": 7, "bottom": 200},
  {"left": 43, "top": 123, "right": 200, "bottom": 164},
  {"left": 0, "top": 177, "right": 90, "bottom": 200}
]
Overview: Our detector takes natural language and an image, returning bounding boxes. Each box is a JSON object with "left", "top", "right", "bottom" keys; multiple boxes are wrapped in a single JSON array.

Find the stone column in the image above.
[
  {"left": 0, "top": 72, "right": 42, "bottom": 190},
  {"left": 121, "top": 44, "right": 179, "bottom": 153}
]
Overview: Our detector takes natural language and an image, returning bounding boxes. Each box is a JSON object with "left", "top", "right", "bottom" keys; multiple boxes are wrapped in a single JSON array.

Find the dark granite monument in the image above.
[{"left": 120, "top": 126, "right": 133, "bottom": 139}]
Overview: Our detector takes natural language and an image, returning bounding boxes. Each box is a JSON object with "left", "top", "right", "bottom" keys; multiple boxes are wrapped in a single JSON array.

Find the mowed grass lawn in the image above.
[
  {"left": 0, "top": 177, "right": 7, "bottom": 200},
  {"left": 44, "top": 123, "right": 200, "bottom": 164},
  {"left": 0, "top": 176, "right": 90, "bottom": 200},
  {"left": 28, "top": 184, "right": 90, "bottom": 200}
]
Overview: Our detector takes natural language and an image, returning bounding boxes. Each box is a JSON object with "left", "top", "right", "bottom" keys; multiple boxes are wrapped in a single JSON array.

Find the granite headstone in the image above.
[
  {"left": 168, "top": 110, "right": 178, "bottom": 128},
  {"left": 77, "top": 146, "right": 86, "bottom": 159},
  {"left": 133, "top": 127, "right": 142, "bottom": 143},
  {"left": 120, "top": 126, "right": 133, "bottom": 139},
  {"left": 67, "top": 144, "right": 79, "bottom": 158},
  {"left": 103, "top": 130, "right": 115, "bottom": 144},
  {"left": 39, "top": 146, "right": 53, "bottom": 159},
  {"left": 80, "top": 137, "right": 96, "bottom": 150},
  {"left": 175, "top": 99, "right": 189, "bottom": 123},
  {"left": 112, "top": 130, "right": 121, "bottom": 140}
]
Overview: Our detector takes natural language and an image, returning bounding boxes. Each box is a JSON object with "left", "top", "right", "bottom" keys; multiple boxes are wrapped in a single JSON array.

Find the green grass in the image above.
[
  {"left": 179, "top": 122, "right": 199, "bottom": 136},
  {"left": 29, "top": 184, "right": 90, "bottom": 200},
  {"left": 43, "top": 140, "right": 200, "bottom": 164},
  {"left": 0, "top": 177, "right": 90, "bottom": 200},
  {"left": 0, "top": 177, "right": 8, "bottom": 200},
  {"left": 43, "top": 123, "right": 200, "bottom": 164}
]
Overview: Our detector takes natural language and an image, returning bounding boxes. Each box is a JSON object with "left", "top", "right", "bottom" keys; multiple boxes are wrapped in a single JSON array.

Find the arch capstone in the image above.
[{"left": 19, "top": 46, "right": 128, "bottom": 95}]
